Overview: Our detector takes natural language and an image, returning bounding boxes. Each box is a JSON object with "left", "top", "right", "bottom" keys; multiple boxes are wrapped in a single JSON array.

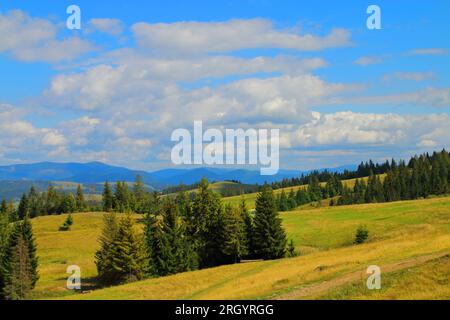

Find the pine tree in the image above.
[
  {"left": 287, "top": 189, "right": 297, "bottom": 210},
  {"left": 132, "top": 175, "right": 146, "bottom": 213},
  {"left": 191, "top": 178, "right": 226, "bottom": 267},
  {"left": 114, "top": 182, "right": 130, "bottom": 213},
  {"left": 240, "top": 198, "right": 254, "bottom": 258},
  {"left": 75, "top": 184, "right": 86, "bottom": 212},
  {"left": 99, "top": 214, "right": 148, "bottom": 284},
  {"left": 278, "top": 190, "right": 289, "bottom": 211},
  {"left": 61, "top": 193, "right": 76, "bottom": 214},
  {"left": 44, "top": 185, "right": 60, "bottom": 215},
  {"left": 1, "top": 216, "right": 39, "bottom": 299},
  {"left": 308, "top": 175, "right": 321, "bottom": 201},
  {"left": 221, "top": 205, "right": 247, "bottom": 264},
  {"left": 102, "top": 182, "right": 114, "bottom": 212},
  {"left": 95, "top": 212, "right": 119, "bottom": 284},
  {"left": 253, "top": 185, "right": 287, "bottom": 260},
  {"left": 17, "top": 194, "right": 29, "bottom": 220},
  {"left": 296, "top": 188, "right": 310, "bottom": 205},
  {"left": 28, "top": 186, "right": 43, "bottom": 218},
  {"left": 148, "top": 200, "right": 197, "bottom": 276}
]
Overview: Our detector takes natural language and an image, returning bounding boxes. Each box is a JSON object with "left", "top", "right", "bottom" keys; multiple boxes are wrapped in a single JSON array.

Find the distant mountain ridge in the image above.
[{"left": 0, "top": 161, "right": 356, "bottom": 199}]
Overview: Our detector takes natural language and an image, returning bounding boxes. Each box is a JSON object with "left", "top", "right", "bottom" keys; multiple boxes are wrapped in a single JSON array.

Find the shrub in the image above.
[
  {"left": 354, "top": 225, "right": 369, "bottom": 244},
  {"left": 59, "top": 214, "right": 73, "bottom": 231}
]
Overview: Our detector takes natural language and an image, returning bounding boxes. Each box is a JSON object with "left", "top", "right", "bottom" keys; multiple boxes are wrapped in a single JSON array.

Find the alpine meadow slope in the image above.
[{"left": 28, "top": 195, "right": 450, "bottom": 300}]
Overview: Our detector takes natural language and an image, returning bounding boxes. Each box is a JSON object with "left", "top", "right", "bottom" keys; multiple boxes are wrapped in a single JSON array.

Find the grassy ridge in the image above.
[
  {"left": 29, "top": 195, "right": 450, "bottom": 300},
  {"left": 222, "top": 176, "right": 377, "bottom": 209}
]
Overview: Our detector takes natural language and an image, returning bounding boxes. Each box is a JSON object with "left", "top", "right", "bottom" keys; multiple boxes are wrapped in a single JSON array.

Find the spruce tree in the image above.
[
  {"left": 253, "top": 185, "right": 287, "bottom": 260},
  {"left": 100, "top": 214, "right": 148, "bottom": 284},
  {"left": 133, "top": 175, "right": 146, "bottom": 213},
  {"left": 278, "top": 190, "right": 289, "bottom": 211},
  {"left": 221, "top": 205, "right": 247, "bottom": 264},
  {"left": 102, "top": 182, "right": 114, "bottom": 212},
  {"left": 75, "top": 184, "right": 86, "bottom": 212},
  {"left": 17, "top": 194, "right": 29, "bottom": 220},
  {"left": 95, "top": 212, "right": 119, "bottom": 284},
  {"left": 1, "top": 216, "right": 39, "bottom": 299},
  {"left": 240, "top": 199, "right": 254, "bottom": 258},
  {"left": 191, "top": 178, "right": 226, "bottom": 267}
]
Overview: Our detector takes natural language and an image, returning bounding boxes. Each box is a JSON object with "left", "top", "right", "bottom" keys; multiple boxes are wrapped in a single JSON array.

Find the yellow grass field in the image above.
[{"left": 29, "top": 194, "right": 450, "bottom": 300}]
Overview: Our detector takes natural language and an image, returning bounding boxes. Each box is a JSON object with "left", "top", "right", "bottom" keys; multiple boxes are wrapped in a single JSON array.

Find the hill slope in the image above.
[{"left": 29, "top": 196, "right": 450, "bottom": 300}]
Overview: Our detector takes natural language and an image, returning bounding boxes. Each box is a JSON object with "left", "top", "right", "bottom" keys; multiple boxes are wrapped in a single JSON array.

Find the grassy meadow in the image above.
[{"left": 29, "top": 194, "right": 450, "bottom": 300}]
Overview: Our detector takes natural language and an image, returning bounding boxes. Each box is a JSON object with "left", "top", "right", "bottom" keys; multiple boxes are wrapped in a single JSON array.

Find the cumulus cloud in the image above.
[
  {"left": 383, "top": 71, "right": 436, "bottom": 82},
  {"left": 88, "top": 18, "right": 124, "bottom": 35},
  {"left": 408, "top": 48, "right": 447, "bottom": 56},
  {"left": 0, "top": 10, "right": 95, "bottom": 62},
  {"left": 354, "top": 56, "right": 384, "bottom": 66},
  {"left": 132, "top": 19, "right": 351, "bottom": 55},
  {"left": 292, "top": 111, "right": 450, "bottom": 150}
]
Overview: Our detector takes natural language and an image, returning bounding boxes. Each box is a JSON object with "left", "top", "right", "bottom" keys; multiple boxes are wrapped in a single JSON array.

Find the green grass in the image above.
[
  {"left": 318, "top": 255, "right": 450, "bottom": 300},
  {"left": 28, "top": 195, "right": 450, "bottom": 300}
]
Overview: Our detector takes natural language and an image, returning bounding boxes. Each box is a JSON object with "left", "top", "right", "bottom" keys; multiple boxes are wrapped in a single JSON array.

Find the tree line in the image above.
[
  {"left": 274, "top": 150, "right": 450, "bottom": 211},
  {"left": 95, "top": 178, "right": 289, "bottom": 285}
]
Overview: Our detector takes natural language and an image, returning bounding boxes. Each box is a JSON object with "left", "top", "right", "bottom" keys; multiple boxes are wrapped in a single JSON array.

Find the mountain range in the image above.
[{"left": 0, "top": 161, "right": 356, "bottom": 199}]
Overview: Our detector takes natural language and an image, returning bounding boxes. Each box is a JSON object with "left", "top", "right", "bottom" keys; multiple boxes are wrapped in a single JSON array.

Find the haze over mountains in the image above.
[{"left": 0, "top": 161, "right": 356, "bottom": 199}]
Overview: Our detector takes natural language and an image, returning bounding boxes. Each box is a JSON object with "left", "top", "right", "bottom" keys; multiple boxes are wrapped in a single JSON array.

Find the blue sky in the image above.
[{"left": 0, "top": 0, "right": 449, "bottom": 171}]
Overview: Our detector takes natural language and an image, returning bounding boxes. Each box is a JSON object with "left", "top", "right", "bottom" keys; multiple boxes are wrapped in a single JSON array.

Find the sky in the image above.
[{"left": 0, "top": 0, "right": 449, "bottom": 172}]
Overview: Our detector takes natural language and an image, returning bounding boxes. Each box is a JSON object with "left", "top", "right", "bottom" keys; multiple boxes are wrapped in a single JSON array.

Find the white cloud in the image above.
[
  {"left": 383, "top": 71, "right": 436, "bottom": 82},
  {"left": 132, "top": 19, "right": 351, "bottom": 55},
  {"left": 89, "top": 18, "right": 124, "bottom": 35},
  {"left": 408, "top": 48, "right": 447, "bottom": 56},
  {"left": 354, "top": 56, "right": 384, "bottom": 66},
  {"left": 0, "top": 10, "right": 95, "bottom": 62},
  {"left": 292, "top": 111, "right": 450, "bottom": 150}
]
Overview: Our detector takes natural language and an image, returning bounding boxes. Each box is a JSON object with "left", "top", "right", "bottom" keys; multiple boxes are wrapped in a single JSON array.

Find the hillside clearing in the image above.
[{"left": 28, "top": 195, "right": 450, "bottom": 300}]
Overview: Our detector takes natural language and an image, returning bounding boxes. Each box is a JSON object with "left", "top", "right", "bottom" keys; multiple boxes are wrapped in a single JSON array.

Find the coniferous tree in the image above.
[
  {"left": 28, "top": 186, "right": 43, "bottom": 218},
  {"left": 132, "top": 175, "right": 146, "bottom": 213},
  {"left": 95, "top": 212, "right": 119, "bottom": 284},
  {"left": 287, "top": 189, "right": 297, "bottom": 210},
  {"left": 45, "top": 185, "right": 59, "bottom": 215},
  {"left": 221, "top": 205, "right": 247, "bottom": 264},
  {"left": 75, "top": 184, "right": 86, "bottom": 212},
  {"left": 103, "top": 214, "right": 148, "bottom": 284},
  {"left": 308, "top": 175, "right": 322, "bottom": 201},
  {"left": 60, "top": 193, "right": 76, "bottom": 214},
  {"left": 17, "top": 194, "right": 29, "bottom": 220},
  {"left": 278, "top": 190, "right": 289, "bottom": 211},
  {"left": 191, "top": 178, "right": 226, "bottom": 267},
  {"left": 240, "top": 199, "right": 254, "bottom": 258},
  {"left": 253, "top": 185, "right": 287, "bottom": 260},
  {"left": 102, "top": 182, "right": 114, "bottom": 212},
  {"left": 296, "top": 188, "right": 310, "bottom": 205},
  {"left": 146, "top": 199, "right": 198, "bottom": 276},
  {"left": 1, "top": 216, "right": 39, "bottom": 299}
]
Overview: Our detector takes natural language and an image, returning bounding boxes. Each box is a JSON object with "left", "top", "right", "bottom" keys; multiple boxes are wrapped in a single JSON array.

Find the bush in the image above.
[
  {"left": 59, "top": 214, "right": 73, "bottom": 231},
  {"left": 354, "top": 225, "right": 369, "bottom": 244},
  {"left": 286, "top": 239, "right": 298, "bottom": 257}
]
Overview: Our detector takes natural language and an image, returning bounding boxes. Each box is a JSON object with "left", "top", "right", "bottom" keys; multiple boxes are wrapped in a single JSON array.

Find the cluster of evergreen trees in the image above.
[
  {"left": 275, "top": 150, "right": 450, "bottom": 210},
  {"left": 338, "top": 151, "right": 450, "bottom": 205},
  {"left": 0, "top": 213, "right": 39, "bottom": 300},
  {"left": 276, "top": 174, "right": 343, "bottom": 211},
  {"left": 95, "top": 179, "right": 288, "bottom": 285},
  {"left": 101, "top": 177, "right": 158, "bottom": 214},
  {"left": 0, "top": 184, "right": 87, "bottom": 222}
]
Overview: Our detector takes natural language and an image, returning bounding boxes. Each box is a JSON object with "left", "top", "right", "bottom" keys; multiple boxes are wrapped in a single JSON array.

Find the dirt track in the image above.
[{"left": 274, "top": 252, "right": 450, "bottom": 300}]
